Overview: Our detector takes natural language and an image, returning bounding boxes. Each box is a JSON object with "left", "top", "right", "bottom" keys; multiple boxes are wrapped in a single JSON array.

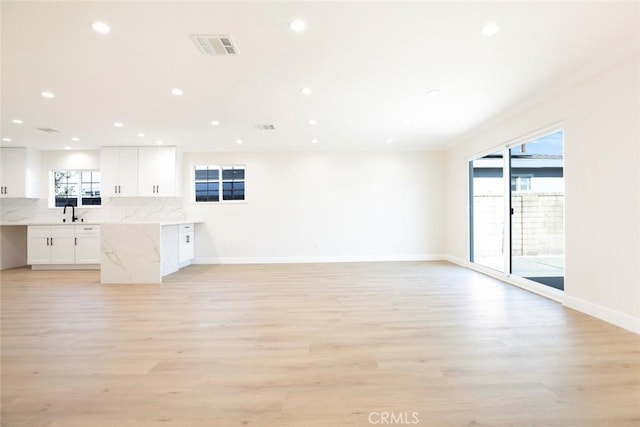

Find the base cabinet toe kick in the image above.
[{"left": 100, "top": 223, "right": 195, "bottom": 284}]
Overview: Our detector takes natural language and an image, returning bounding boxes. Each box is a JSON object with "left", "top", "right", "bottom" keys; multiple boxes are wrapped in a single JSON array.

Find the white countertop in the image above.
[{"left": 1, "top": 220, "right": 202, "bottom": 226}]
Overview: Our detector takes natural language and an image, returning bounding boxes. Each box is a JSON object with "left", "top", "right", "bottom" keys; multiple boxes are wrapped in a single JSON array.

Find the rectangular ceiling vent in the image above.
[
  {"left": 191, "top": 34, "right": 238, "bottom": 56},
  {"left": 254, "top": 124, "right": 276, "bottom": 130},
  {"left": 37, "top": 127, "right": 59, "bottom": 133}
]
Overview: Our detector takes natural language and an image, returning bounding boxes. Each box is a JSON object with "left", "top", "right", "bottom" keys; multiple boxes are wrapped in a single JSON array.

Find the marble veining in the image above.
[
  {"left": 100, "top": 223, "right": 162, "bottom": 284},
  {"left": 1, "top": 197, "right": 198, "bottom": 225}
]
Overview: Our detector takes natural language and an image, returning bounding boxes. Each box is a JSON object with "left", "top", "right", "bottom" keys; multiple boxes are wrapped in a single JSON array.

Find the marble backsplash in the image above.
[{"left": 0, "top": 197, "right": 192, "bottom": 224}]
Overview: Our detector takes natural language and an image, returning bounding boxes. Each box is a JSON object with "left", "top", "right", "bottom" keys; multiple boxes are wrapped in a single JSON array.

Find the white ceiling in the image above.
[{"left": 1, "top": 1, "right": 638, "bottom": 151}]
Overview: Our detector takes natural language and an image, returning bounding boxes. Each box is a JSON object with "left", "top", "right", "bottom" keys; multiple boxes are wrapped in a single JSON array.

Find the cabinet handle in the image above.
[
  {"left": 186, "top": 235, "right": 190, "bottom": 243},
  {"left": 118, "top": 185, "right": 121, "bottom": 193},
  {"left": 50, "top": 237, "right": 54, "bottom": 246},
  {"left": 75, "top": 237, "right": 78, "bottom": 246},
  {"left": 1, "top": 186, "right": 4, "bottom": 194},
  {"left": 46, "top": 237, "right": 50, "bottom": 246},
  {"left": 115, "top": 185, "right": 118, "bottom": 194}
]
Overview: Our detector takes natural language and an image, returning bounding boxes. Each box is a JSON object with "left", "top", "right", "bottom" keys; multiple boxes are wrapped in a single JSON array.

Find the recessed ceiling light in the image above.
[
  {"left": 290, "top": 19, "right": 306, "bottom": 32},
  {"left": 481, "top": 23, "right": 500, "bottom": 36},
  {"left": 235, "top": 139, "right": 243, "bottom": 144},
  {"left": 301, "top": 87, "right": 312, "bottom": 95},
  {"left": 211, "top": 120, "right": 220, "bottom": 126},
  {"left": 71, "top": 137, "right": 80, "bottom": 142},
  {"left": 311, "top": 139, "right": 318, "bottom": 144},
  {"left": 2, "top": 138, "right": 11, "bottom": 142},
  {"left": 113, "top": 121, "right": 123, "bottom": 127},
  {"left": 41, "top": 91, "right": 55, "bottom": 99},
  {"left": 137, "top": 132, "right": 145, "bottom": 137},
  {"left": 91, "top": 21, "right": 110, "bottom": 34},
  {"left": 402, "top": 120, "right": 411, "bottom": 125},
  {"left": 12, "top": 119, "right": 23, "bottom": 124},
  {"left": 386, "top": 139, "right": 393, "bottom": 144},
  {"left": 156, "top": 140, "right": 164, "bottom": 145},
  {"left": 64, "top": 146, "right": 71, "bottom": 150},
  {"left": 426, "top": 89, "right": 441, "bottom": 97},
  {"left": 308, "top": 119, "right": 317, "bottom": 125},
  {"left": 171, "top": 88, "right": 184, "bottom": 96}
]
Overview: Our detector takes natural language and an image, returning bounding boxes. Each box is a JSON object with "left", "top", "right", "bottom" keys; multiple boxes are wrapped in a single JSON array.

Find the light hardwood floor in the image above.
[{"left": 1, "top": 262, "right": 639, "bottom": 426}]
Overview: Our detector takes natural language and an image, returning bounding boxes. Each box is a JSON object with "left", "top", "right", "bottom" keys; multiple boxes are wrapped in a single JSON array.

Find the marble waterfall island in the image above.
[{"left": 101, "top": 222, "right": 194, "bottom": 284}]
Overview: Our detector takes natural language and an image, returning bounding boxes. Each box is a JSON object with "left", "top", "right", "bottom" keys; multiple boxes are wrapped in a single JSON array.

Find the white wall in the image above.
[
  {"left": 445, "top": 53, "right": 640, "bottom": 332},
  {"left": 183, "top": 150, "right": 445, "bottom": 263}
]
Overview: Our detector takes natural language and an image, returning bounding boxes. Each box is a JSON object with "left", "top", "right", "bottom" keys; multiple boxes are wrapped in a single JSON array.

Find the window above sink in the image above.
[{"left": 50, "top": 169, "right": 101, "bottom": 208}]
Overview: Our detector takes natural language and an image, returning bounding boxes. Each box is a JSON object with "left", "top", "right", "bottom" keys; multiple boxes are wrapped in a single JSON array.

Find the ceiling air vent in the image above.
[
  {"left": 191, "top": 34, "right": 238, "bottom": 56},
  {"left": 37, "top": 127, "right": 59, "bottom": 133},
  {"left": 254, "top": 124, "right": 276, "bottom": 130}
]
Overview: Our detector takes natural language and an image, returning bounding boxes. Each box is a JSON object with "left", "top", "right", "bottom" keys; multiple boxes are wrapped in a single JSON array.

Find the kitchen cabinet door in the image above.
[
  {"left": 49, "top": 226, "right": 75, "bottom": 264},
  {"left": 101, "top": 147, "right": 138, "bottom": 197},
  {"left": 137, "top": 147, "right": 159, "bottom": 196},
  {"left": 75, "top": 225, "right": 101, "bottom": 264},
  {"left": 179, "top": 224, "right": 195, "bottom": 266},
  {"left": 27, "top": 226, "right": 51, "bottom": 264},
  {"left": 0, "top": 148, "right": 40, "bottom": 198},
  {"left": 154, "top": 147, "right": 177, "bottom": 197},
  {"left": 138, "top": 146, "right": 178, "bottom": 197}
]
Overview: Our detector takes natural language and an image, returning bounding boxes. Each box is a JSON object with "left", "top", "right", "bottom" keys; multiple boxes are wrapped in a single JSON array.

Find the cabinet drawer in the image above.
[
  {"left": 75, "top": 225, "right": 101, "bottom": 235},
  {"left": 179, "top": 223, "right": 194, "bottom": 233}
]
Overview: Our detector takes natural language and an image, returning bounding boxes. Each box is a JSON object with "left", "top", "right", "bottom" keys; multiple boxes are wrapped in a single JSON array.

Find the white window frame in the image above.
[
  {"left": 49, "top": 169, "right": 102, "bottom": 208},
  {"left": 193, "top": 165, "right": 246, "bottom": 203},
  {"left": 511, "top": 174, "right": 533, "bottom": 192}
]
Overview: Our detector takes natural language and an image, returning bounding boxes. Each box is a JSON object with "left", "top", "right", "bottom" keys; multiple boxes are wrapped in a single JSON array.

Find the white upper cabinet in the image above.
[
  {"left": 101, "top": 147, "right": 138, "bottom": 197},
  {"left": 0, "top": 147, "right": 40, "bottom": 198},
  {"left": 101, "top": 146, "right": 180, "bottom": 198},
  {"left": 137, "top": 146, "right": 180, "bottom": 197}
]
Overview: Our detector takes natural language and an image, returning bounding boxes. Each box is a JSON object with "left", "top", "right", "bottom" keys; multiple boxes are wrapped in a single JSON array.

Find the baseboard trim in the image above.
[
  {"left": 445, "top": 254, "right": 638, "bottom": 334},
  {"left": 444, "top": 254, "right": 468, "bottom": 267},
  {"left": 193, "top": 254, "right": 445, "bottom": 265},
  {"left": 30, "top": 264, "right": 100, "bottom": 270},
  {"left": 563, "top": 295, "right": 640, "bottom": 334}
]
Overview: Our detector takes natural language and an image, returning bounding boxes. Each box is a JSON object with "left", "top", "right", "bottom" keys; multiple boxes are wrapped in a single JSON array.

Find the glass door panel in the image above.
[
  {"left": 470, "top": 151, "right": 505, "bottom": 272},
  {"left": 510, "top": 130, "right": 565, "bottom": 289}
]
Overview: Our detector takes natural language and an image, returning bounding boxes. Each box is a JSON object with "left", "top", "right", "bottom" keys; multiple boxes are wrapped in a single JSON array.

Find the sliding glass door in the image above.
[
  {"left": 510, "top": 131, "right": 564, "bottom": 289},
  {"left": 469, "top": 130, "right": 564, "bottom": 290},
  {"left": 469, "top": 151, "right": 506, "bottom": 273}
]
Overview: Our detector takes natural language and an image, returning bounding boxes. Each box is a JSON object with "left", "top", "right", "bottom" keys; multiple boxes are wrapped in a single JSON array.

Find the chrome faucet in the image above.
[{"left": 63, "top": 203, "right": 78, "bottom": 222}]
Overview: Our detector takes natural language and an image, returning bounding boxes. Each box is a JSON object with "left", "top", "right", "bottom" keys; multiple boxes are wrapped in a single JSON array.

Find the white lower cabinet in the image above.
[
  {"left": 161, "top": 223, "right": 195, "bottom": 276},
  {"left": 178, "top": 223, "right": 195, "bottom": 267},
  {"left": 28, "top": 226, "right": 75, "bottom": 264},
  {"left": 28, "top": 225, "right": 101, "bottom": 267},
  {"left": 75, "top": 225, "right": 101, "bottom": 264}
]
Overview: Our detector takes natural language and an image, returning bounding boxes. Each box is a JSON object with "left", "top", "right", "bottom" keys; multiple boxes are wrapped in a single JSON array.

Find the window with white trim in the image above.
[
  {"left": 52, "top": 170, "right": 101, "bottom": 207},
  {"left": 194, "top": 165, "right": 245, "bottom": 202},
  {"left": 511, "top": 175, "right": 532, "bottom": 192}
]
